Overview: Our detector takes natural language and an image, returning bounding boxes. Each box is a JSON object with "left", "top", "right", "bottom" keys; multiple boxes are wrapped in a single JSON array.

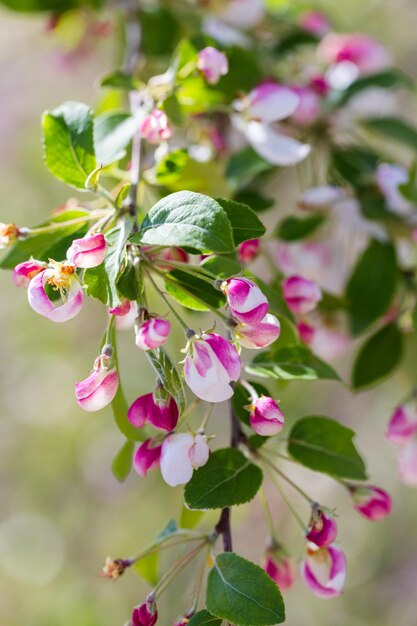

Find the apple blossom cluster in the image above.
[{"left": 1, "top": 0, "right": 416, "bottom": 624}]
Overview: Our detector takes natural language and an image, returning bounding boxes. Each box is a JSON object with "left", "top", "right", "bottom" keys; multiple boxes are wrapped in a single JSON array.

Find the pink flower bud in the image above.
[
  {"left": 128, "top": 391, "right": 179, "bottom": 432},
  {"left": 13, "top": 260, "right": 45, "bottom": 288},
  {"left": 197, "top": 46, "right": 228, "bottom": 84},
  {"left": 297, "top": 321, "right": 315, "bottom": 344},
  {"left": 235, "top": 313, "right": 281, "bottom": 350},
  {"left": 265, "top": 553, "right": 296, "bottom": 591},
  {"left": 0, "top": 222, "right": 20, "bottom": 248},
  {"left": 160, "top": 433, "right": 210, "bottom": 487},
  {"left": 140, "top": 109, "right": 172, "bottom": 144},
  {"left": 135, "top": 318, "right": 171, "bottom": 351},
  {"left": 350, "top": 485, "right": 392, "bottom": 521},
  {"left": 75, "top": 352, "right": 119, "bottom": 412},
  {"left": 301, "top": 542, "right": 346, "bottom": 598},
  {"left": 249, "top": 396, "right": 285, "bottom": 436},
  {"left": 133, "top": 439, "right": 162, "bottom": 478},
  {"left": 397, "top": 440, "right": 417, "bottom": 486},
  {"left": 309, "top": 74, "right": 330, "bottom": 96},
  {"left": 109, "top": 298, "right": 132, "bottom": 317},
  {"left": 184, "top": 332, "right": 241, "bottom": 402},
  {"left": 27, "top": 262, "right": 84, "bottom": 323},
  {"left": 282, "top": 275, "right": 322, "bottom": 316},
  {"left": 222, "top": 277, "right": 268, "bottom": 325},
  {"left": 157, "top": 246, "right": 189, "bottom": 270},
  {"left": 66, "top": 233, "right": 107, "bottom": 268},
  {"left": 318, "top": 33, "right": 390, "bottom": 75},
  {"left": 386, "top": 404, "right": 417, "bottom": 446},
  {"left": 132, "top": 601, "right": 158, "bottom": 626},
  {"left": 238, "top": 238, "right": 261, "bottom": 264},
  {"left": 306, "top": 509, "right": 338, "bottom": 547},
  {"left": 299, "top": 11, "right": 331, "bottom": 36}
]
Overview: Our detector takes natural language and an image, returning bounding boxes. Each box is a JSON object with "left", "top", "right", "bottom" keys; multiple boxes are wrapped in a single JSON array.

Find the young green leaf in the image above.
[
  {"left": 42, "top": 101, "right": 97, "bottom": 189},
  {"left": 184, "top": 448, "right": 263, "bottom": 510},
  {"left": 346, "top": 240, "right": 397, "bottom": 335},
  {"left": 246, "top": 345, "right": 340, "bottom": 381},
  {"left": 352, "top": 323, "right": 403, "bottom": 390},
  {"left": 200, "top": 255, "right": 243, "bottom": 279},
  {"left": 206, "top": 552, "right": 285, "bottom": 626},
  {"left": 145, "top": 348, "right": 186, "bottom": 414},
  {"left": 336, "top": 69, "right": 413, "bottom": 106},
  {"left": 165, "top": 268, "right": 226, "bottom": 311},
  {"left": 288, "top": 416, "right": 367, "bottom": 480},
  {"left": 363, "top": 116, "right": 417, "bottom": 152},
  {"left": 275, "top": 215, "right": 324, "bottom": 241},
  {"left": 132, "top": 191, "right": 235, "bottom": 253},
  {"left": 111, "top": 439, "right": 135, "bottom": 482},
  {"left": 215, "top": 198, "right": 266, "bottom": 244},
  {"left": 94, "top": 111, "right": 139, "bottom": 166},
  {"left": 187, "top": 610, "right": 222, "bottom": 626},
  {"left": 226, "top": 147, "right": 272, "bottom": 190}
]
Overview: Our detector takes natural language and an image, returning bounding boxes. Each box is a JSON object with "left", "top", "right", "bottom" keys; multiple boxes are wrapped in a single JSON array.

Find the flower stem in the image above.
[
  {"left": 151, "top": 540, "right": 207, "bottom": 599},
  {"left": 261, "top": 454, "right": 314, "bottom": 505},
  {"left": 145, "top": 268, "right": 194, "bottom": 335},
  {"left": 259, "top": 486, "right": 277, "bottom": 541},
  {"left": 266, "top": 468, "right": 307, "bottom": 533}
]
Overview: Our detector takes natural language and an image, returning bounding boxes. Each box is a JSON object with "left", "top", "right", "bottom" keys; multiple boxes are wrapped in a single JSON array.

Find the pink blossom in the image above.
[
  {"left": 306, "top": 509, "right": 338, "bottom": 547},
  {"left": 375, "top": 163, "right": 412, "bottom": 215},
  {"left": 265, "top": 553, "right": 296, "bottom": 591},
  {"left": 114, "top": 300, "right": 137, "bottom": 331},
  {"left": 27, "top": 262, "right": 84, "bottom": 323},
  {"left": 318, "top": 33, "right": 390, "bottom": 75},
  {"left": 350, "top": 485, "right": 392, "bottom": 521},
  {"left": 386, "top": 404, "right": 417, "bottom": 446},
  {"left": 135, "top": 318, "right": 171, "bottom": 351},
  {"left": 301, "top": 542, "right": 347, "bottom": 598},
  {"left": 290, "top": 86, "right": 321, "bottom": 127},
  {"left": 197, "top": 46, "right": 228, "bottom": 84},
  {"left": 140, "top": 109, "right": 172, "bottom": 144},
  {"left": 238, "top": 238, "right": 261, "bottom": 264},
  {"left": 75, "top": 352, "right": 119, "bottom": 412},
  {"left": 66, "top": 233, "right": 107, "bottom": 268},
  {"left": 160, "top": 433, "right": 210, "bottom": 487},
  {"left": 249, "top": 396, "right": 285, "bottom": 436},
  {"left": 133, "top": 439, "right": 162, "bottom": 478},
  {"left": 131, "top": 601, "right": 158, "bottom": 626},
  {"left": 222, "top": 277, "right": 268, "bottom": 325},
  {"left": 397, "top": 439, "right": 417, "bottom": 486},
  {"left": 299, "top": 11, "right": 331, "bottom": 37},
  {"left": 309, "top": 74, "right": 330, "bottom": 96},
  {"left": 109, "top": 298, "right": 132, "bottom": 317},
  {"left": 128, "top": 391, "right": 179, "bottom": 432},
  {"left": 184, "top": 332, "right": 241, "bottom": 402},
  {"left": 282, "top": 275, "right": 322, "bottom": 316},
  {"left": 13, "top": 260, "right": 45, "bottom": 288},
  {"left": 235, "top": 313, "right": 281, "bottom": 350},
  {"left": 248, "top": 82, "right": 300, "bottom": 122}
]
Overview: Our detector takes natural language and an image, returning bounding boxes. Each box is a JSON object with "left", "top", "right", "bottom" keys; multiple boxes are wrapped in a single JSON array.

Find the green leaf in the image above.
[
  {"left": 336, "top": 69, "right": 413, "bottom": 106},
  {"left": 352, "top": 323, "right": 403, "bottom": 391},
  {"left": 216, "top": 198, "right": 266, "bottom": 245},
  {"left": 363, "top": 116, "right": 417, "bottom": 152},
  {"left": 200, "top": 255, "right": 242, "bottom": 279},
  {"left": 162, "top": 93, "right": 184, "bottom": 126},
  {"left": 288, "top": 416, "right": 367, "bottom": 480},
  {"left": 156, "top": 518, "right": 178, "bottom": 540},
  {"left": 146, "top": 348, "right": 186, "bottom": 414},
  {"left": 140, "top": 6, "right": 180, "bottom": 56},
  {"left": 111, "top": 439, "right": 135, "bottom": 482},
  {"left": 276, "top": 215, "right": 324, "bottom": 241},
  {"left": 133, "top": 552, "right": 159, "bottom": 586},
  {"left": 413, "top": 302, "right": 417, "bottom": 335},
  {"left": 0, "top": 0, "right": 77, "bottom": 11},
  {"left": 226, "top": 148, "right": 272, "bottom": 190},
  {"left": 274, "top": 27, "right": 319, "bottom": 54},
  {"left": 346, "top": 240, "right": 397, "bottom": 335},
  {"left": 0, "top": 208, "right": 90, "bottom": 269},
  {"left": 100, "top": 70, "right": 139, "bottom": 90},
  {"left": 165, "top": 268, "right": 226, "bottom": 312},
  {"left": 117, "top": 262, "right": 142, "bottom": 302},
  {"left": 184, "top": 448, "right": 263, "bottom": 510},
  {"left": 206, "top": 552, "right": 285, "bottom": 626},
  {"left": 234, "top": 190, "right": 274, "bottom": 212},
  {"left": 84, "top": 218, "right": 133, "bottom": 308},
  {"left": 217, "top": 46, "right": 262, "bottom": 96},
  {"left": 133, "top": 191, "right": 235, "bottom": 253},
  {"left": 94, "top": 111, "right": 138, "bottom": 166},
  {"left": 187, "top": 610, "right": 222, "bottom": 626},
  {"left": 179, "top": 505, "right": 205, "bottom": 530},
  {"left": 42, "top": 101, "right": 97, "bottom": 190},
  {"left": 330, "top": 146, "right": 379, "bottom": 189},
  {"left": 232, "top": 381, "right": 270, "bottom": 426},
  {"left": 246, "top": 345, "right": 340, "bottom": 381}
]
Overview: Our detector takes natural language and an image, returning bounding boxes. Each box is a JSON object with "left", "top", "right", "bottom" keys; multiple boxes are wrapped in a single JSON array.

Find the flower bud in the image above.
[
  {"left": 221, "top": 277, "right": 268, "bottom": 325},
  {"left": 386, "top": 404, "right": 417, "bottom": 446},
  {"left": 66, "top": 233, "right": 107, "bottom": 268},
  {"left": 397, "top": 440, "right": 417, "bottom": 486},
  {"left": 318, "top": 33, "right": 390, "bottom": 76},
  {"left": 265, "top": 552, "right": 296, "bottom": 591},
  {"left": 238, "top": 238, "right": 261, "bottom": 264},
  {"left": 184, "top": 332, "right": 241, "bottom": 402},
  {"left": 13, "top": 260, "right": 45, "bottom": 288},
  {"left": 301, "top": 542, "right": 346, "bottom": 598},
  {"left": 135, "top": 318, "right": 171, "bottom": 351},
  {"left": 100, "top": 557, "right": 130, "bottom": 580},
  {"left": 249, "top": 396, "right": 284, "bottom": 436},
  {"left": 160, "top": 433, "right": 210, "bottom": 487},
  {"left": 306, "top": 508, "right": 337, "bottom": 547},
  {"left": 128, "top": 391, "right": 179, "bottom": 432},
  {"left": 27, "top": 261, "right": 84, "bottom": 322},
  {"left": 235, "top": 313, "right": 280, "bottom": 349},
  {"left": 133, "top": 439, "right": 162, "bottom": 478},
  {"left": 131, "top": 600, "right": 158, "bottom": 626},
  {"left": 109, "top": 298, "right": 132, "bottom": 317},
  {"left": 140, "top": 109, "right": 172, "bottom": 144},
  {"left": 350, "top": 485, "right": 392, "bottom": 521},
  {"left": 282, "top": 275, "right": 322, "bottom": 316},
  {"left": 0, "top": 222, "right": 20, "bottom": 248},
  {"left": 157, "top": 246, "right": 189, "bottom": 270},
  {"left": 197, "top": 46, "right": 229, "bottom": 84},
  {"left": 75, "top": 353, "right": 119, "bottom": 412}
]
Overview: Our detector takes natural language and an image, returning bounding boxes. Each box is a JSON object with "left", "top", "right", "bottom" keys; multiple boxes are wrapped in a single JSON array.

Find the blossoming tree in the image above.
[{"left": 1, "top": 0, "right": 417, "bottom": 624}]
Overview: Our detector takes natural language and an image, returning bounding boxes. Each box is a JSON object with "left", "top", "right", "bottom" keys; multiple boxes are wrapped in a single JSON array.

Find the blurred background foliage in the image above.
[{"left": 1, "top": 1, "right": 417, "bottom": 625}]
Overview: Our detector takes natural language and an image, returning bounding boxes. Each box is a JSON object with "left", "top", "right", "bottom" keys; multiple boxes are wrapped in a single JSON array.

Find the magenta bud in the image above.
[
  {"left": 135, "top": 318, "right": 171, "bottom": 351},
  {"left": 249, "top": 396, "right": 285, "bottom": 436},
  {"left": 131, "top": 601, "right": 158, "bottom": 626},
  {"left": 66, "top": 233, "right": 107, "bottom": 268},
  {"left": 197, "top": 46, "right": 228, "bottom": 84},
  {"left": 133, "top": 439, "right": 162, "bottom": 478},
  {"left": 306, "top": 508, "right": 338, "bottom": 547},
  {"left": 109, "top": 298, "right": 132, "bottom": 317},
  {"left": 221, "top": 277, "right": 269, "bottom": 325},
  {"left": 75, "top": 353, "right": 119, "bottom": 412},
  {"left": 386, "top": 404, "right": 417, "bottom": 446},
  {"left": 282, "top": 275, "right": 322, "bottom": 316},
  {"left": 128, "top": 391, "right": 179, "bottom": 432},
  {"left": 13, "top": 260, "right": 45, "bottom": 288},
  {"left": 140, "top": 109, "right": 172, "bottom": 144},
  {"left": 350, "top": 485, "right": 392, "bottom": 521},
  {"left": 238, "top": 238, "right": 261, "bottom": 264},
  {"left": 264, "top": 552, "right": 296, "bottom": 591},
  {"left": 235, "top": 313, "right": 280, "bottom": 349}
]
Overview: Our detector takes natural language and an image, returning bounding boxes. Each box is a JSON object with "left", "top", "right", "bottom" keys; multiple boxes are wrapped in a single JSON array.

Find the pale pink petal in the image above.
[
  {"left": 245, "top": 121, "right": 311, "bottom": 166},
  {"left": 160, "top": 433, "right": 194, "bottom": 487}
]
